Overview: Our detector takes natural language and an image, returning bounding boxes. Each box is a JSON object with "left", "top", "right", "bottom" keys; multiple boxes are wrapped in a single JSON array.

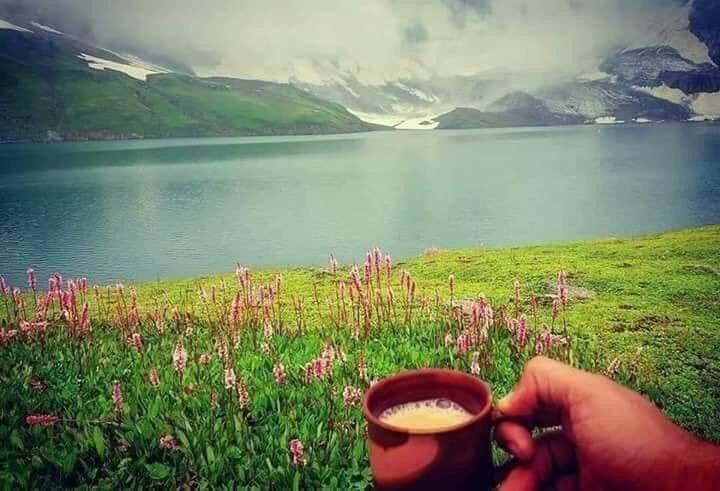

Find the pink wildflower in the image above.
[
  {"left": 552, "top": 298, "right": 561, "bottom": 321},
  {"left": 196, "top": 285, "right": 208, "bottom": 304},
  {"left": 172, "top": 338, "right": 187, "bottom": 375},
  {"left": 513, "top": 280, "right": 521, "bottom": 305},
  {"left": 342, "top": 386, "right": 362, "bottom": 407},
  {"left": 237, "top": 378, "right": 250, "bottom": 410},
  {"left": 515, "top": 316, "right": 528, "bottom": 349},
  {"left": 607, "top": 358, "right": 622, "bottom": 378},
  {"left": 448, "top": 274, "right": 455, "bottom": 295},
  {"left": 444, "top": 332, "right": 454, "bottom": 347},
  {"left": 329, "top": 254, "right": 338, "bottom": 274},
  {"left": 112, "top": 382, "right": 123, "bottom": 413},
  {"left": 557, "top": 270, "right": 569, "bottom": 306},
  {"left": 127, "top": 332, "right": 143, "bottom": 352},
  {"left": 229, "top": 292, "right": 241, "bottom": 324},
  {"left": 159, "top": 435, "right": 179, "bottom": 451},
  {"left": 224, "top": 366, "right": 237, "bottom": 389},
  {"left": 199, "top": 353, "right": 211, "bottom": 366},
  {"left": 148, "top": 368, "right": 160, "bottom": 388},
  {"left": 273, "top": 361, "right": 286, "bottom": 384},
  {"left": 27, "top": 268, "right": 36, "bottom": 291},
  {"left": 26, "top": 414, "right": 58, "bottom": 426},
  {"left": 456, "top": 333, "right": 470, "bottom": 355},
  {"left": 0, "top": 276, "right": 8, "bottom": 295},
  {"left": 385, "top": 255, "right": 392, "bottom": 280},
  {"left": 470, "top": 352, "right": 481, "bottom": 376},
  {"left": 78, "top": 302, "right": 91, "bottom": 337},
  {"left": 29, "top": 377, "right": 45, "bottom": 392},
  {"left": 290, "top": 439, "right": 307, "bottom": 467},
  {"left": 357, "top": 354, "right": 368, "bottom": 382}
]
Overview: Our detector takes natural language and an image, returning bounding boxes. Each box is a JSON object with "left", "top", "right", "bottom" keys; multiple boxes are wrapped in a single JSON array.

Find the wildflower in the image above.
[
  {"left": 148, "top": 368, "right": 160, "bottom": 388},
  {"left": 290, "top": 439, "right": 307, "bottom": 467},
  {"left": 515, "top": 316, "right": 528, "bottom": 349},
  {"left": 159, "top": 435, "right": 179, "bottom": 451},
  {"left": 444, "top": 332, "right": 454, "bottom": 347},
  {"left": 228, "top": 293, "right": 241, "bottom": 324},
  {"left": 0, "top": 329, "right": 18, "bottom": 345},
  {"left": 342, "top": 386, "right": 362, "bottom": 407},
  {"left": 78, "top": 302, "right": 91, "bottom": 336},
  {"left": 557, "top": 270, "right": 569, "bottom": 306},
  {"left": 551, "top": 298, "right": 561, "bottom": 321},
  {"left": 0, "top": 276, "right": 8, "bottom": 295},
  {"left": 196, "top": 285, "right": 208, "bottom": 304},
  {"left": 536, "top": 325, "right": 569, "bottom": 355},
  {"left": 456, "top": 334, "right": 470, "bottom": 355},
  {"left": 127, "top": 332, "right": 143, "bottom": 352},
  {"left": 513, "top": 280, "right": 521, "bottom": 305},
  {"left": 127, "top": 303, "right": 139, "bottom": 329},
  {"left": 274, "top": 273, "right": 282, "bottom": 296},
  {"left": 12, "top": 288, "right": 24, "bottom": 311},
  {"left": 273, "top": 361, "right": 286, "bottom": 384},
  {"left": 29, "top": 377, "right": 45, "bottom": 392},
  {"left": 224, "top": 366, "right": 237, "bottom": 389},
  {"left": 263, "top": 317, "right": 274, "bottom": 340},
  {"left": 530, "top": 295, "right": 538, "bottom": 318},
  {"left": 607, "top": 358, "right": 622, "bottom": 378},
  {"left": 210, "top": 392, "right": 220, "bottom": 409},
  {"left": 357, "top": 353, "right": 368, "bottom": 382},
  {"left": 470, "top": 352, "right": 481, "bottom": 376},
  {"left": 448, "top": 274, "right": 455, "bottom": 296},
  {"left": 26, "top": 414, "right": 58, "bottom": 426},
  {"left": 237, "top": 378, "right": 250, "bottom": 410},
  {"left": 329, "top": 254, "right": 338, "bottom": 274},
  {"left": 261, "top": 341, "right": 272, "bottom": 354},
  {"left": 217, "top": 342, "right": 228, "bottom": 362},
  {"left": 349, "top": 267, "right": 363, "bottom": 295},
  {"left": 385, "top": 255, "right": 392, "bottom": 280},
  {"left": 199, "top": 353, "right": 211, "bottom": 366},
  {"left": 172, "top": 338, "right": 187, "bottom": 375},
  {"left": 112, "top": 382, "right": 123, "bottom": 413},
  {"left": 27, "top": 268, "right": 36, "bottom": 291}
]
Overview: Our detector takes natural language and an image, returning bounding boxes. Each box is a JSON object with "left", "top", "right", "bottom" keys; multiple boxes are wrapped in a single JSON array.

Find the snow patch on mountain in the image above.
[
  {"left": 78, "top": 53, "right": 163, "bottom": 81},
  {"left": 30, "top": 21, "right": 63, "bottom": 35},
  {"left": 392, "top": 82, "right": 439, "bottom": 103},
  {"left": 630, "top": 2, "right": 713, "bottom": 65},
  {"left": 691, "top": 92, "right": 720, "bottom": 117},
  {"left": 634, "top": 84, "right": 689, "bottom": 105},
  {"left": 576, "top": 72, "right": 617, "bottom": 83},
  {"left": 347, "top": 110, "right": 403, "bottom": 127},
  {"left": 395, "top": 115, "right": 439, "bottom": 130},
  {"left": 0, "top": 18, "right": 32, "bottom": 33}
]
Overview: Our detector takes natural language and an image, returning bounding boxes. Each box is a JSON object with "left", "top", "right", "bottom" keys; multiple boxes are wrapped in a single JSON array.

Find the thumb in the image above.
[{"left": 497, "top": 356, "right": 589, "bottom": 427}]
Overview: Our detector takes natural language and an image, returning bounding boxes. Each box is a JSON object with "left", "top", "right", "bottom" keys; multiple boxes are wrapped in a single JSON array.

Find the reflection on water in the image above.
[{"left": 1, "top": 124, "right": 719, "bottom": 285}]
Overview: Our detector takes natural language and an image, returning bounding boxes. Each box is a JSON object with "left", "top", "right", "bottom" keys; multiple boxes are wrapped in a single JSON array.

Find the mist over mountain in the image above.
[{"left": 0, "top": 0, "right": 719, "bottom": 135}]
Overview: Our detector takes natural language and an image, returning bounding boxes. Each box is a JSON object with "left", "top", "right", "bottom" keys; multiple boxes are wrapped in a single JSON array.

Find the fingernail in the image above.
[{"left": 497, "top": 391, "right": 514, "bottom": 411}]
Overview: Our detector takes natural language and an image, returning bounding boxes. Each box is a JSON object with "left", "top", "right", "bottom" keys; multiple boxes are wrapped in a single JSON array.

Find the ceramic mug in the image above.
[{"left": 362, "top": 369, "right": 494, "bottom": 490}]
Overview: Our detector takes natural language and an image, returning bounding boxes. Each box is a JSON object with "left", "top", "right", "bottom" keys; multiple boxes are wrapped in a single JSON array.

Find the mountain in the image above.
[
  {"left": 435, "top": 92, "right": 584, "bottom": 129},
  {"left": 0, "top": 19, "right": 376, "bottom": 142}
]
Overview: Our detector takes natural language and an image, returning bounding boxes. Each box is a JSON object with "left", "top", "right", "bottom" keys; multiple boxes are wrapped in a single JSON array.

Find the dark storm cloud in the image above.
[{"left": 0, "top": 0, "right": 702, "bottom": 84}]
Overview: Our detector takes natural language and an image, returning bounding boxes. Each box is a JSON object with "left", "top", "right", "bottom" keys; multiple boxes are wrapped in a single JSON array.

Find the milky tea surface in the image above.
[{"left": 378, "top": 398, "right": 472, "bottom": 431}]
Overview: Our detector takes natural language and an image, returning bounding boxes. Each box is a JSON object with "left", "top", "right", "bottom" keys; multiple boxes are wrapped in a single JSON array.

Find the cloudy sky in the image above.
[{"left": 1, "top": 0, "right": 690, "bottom": 84}]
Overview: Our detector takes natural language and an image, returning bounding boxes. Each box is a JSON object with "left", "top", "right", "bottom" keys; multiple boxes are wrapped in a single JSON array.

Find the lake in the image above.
[{"left": 1, "top": 124, "right": 720, "bottom": 286}]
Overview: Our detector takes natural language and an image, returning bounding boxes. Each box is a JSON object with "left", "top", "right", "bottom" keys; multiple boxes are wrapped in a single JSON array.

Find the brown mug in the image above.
[{"left": 362, "top": 369, "right": 494, "bottom": 490}]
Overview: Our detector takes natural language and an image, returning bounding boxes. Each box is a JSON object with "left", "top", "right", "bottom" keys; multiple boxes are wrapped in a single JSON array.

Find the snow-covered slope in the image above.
[
  {"left": 0, "top": 17, "right": 32, "bottom": 33},
  {"left": 77, "top": 53, "right": 165, "bottom": 81}
]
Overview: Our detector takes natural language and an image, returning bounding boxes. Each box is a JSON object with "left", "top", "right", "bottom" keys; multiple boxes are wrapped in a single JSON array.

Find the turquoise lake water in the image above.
[{"left": 1, "top": 124, "right": 719, "bottom": 285}]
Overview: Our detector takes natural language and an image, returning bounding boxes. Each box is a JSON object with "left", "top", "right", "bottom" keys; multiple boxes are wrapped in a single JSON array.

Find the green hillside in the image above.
[{"left": 0, "top": 30, "right": 377, "bottom": 142}]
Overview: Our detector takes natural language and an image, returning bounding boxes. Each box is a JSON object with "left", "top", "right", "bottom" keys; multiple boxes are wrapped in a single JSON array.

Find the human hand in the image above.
[{"left": 494, "top": 356, "right": 720, "bottom": 490}]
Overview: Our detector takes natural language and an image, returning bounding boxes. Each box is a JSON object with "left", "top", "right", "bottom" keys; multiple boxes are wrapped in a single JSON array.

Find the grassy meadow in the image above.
[{"left": 0, "top": 226, "right": 719, "bottom": 489}]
